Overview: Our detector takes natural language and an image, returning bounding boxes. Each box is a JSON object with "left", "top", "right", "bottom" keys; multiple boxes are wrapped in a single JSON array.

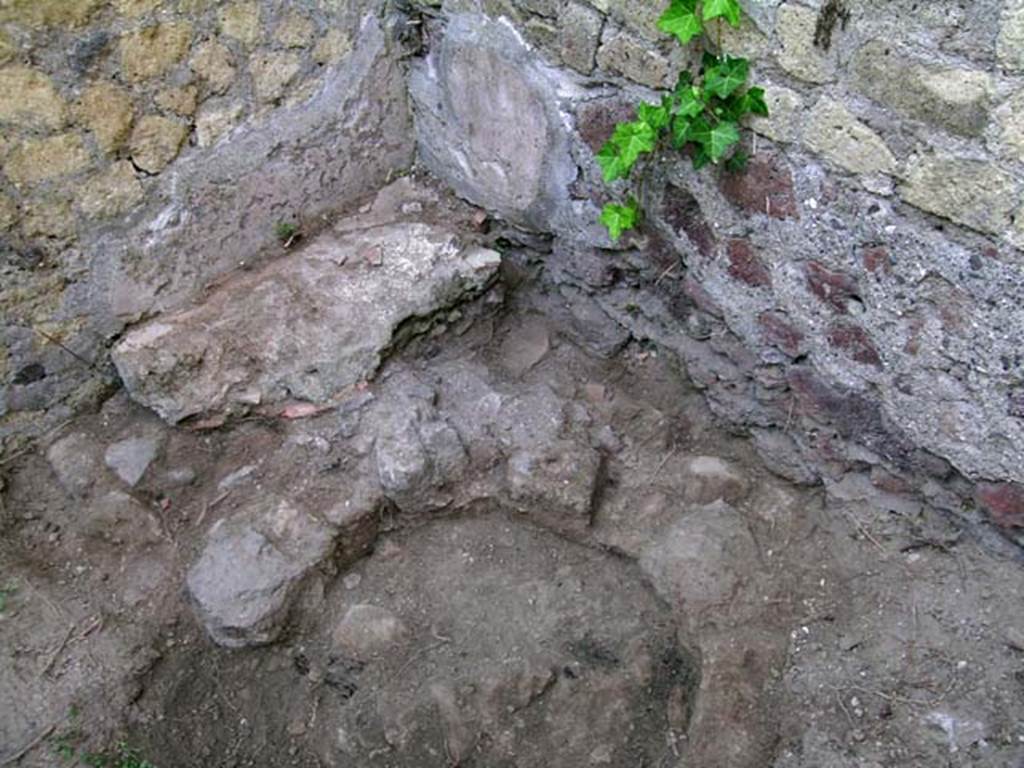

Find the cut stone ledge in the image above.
[{"left": 111, "top": 222, "right": 501, "bottom": 423}]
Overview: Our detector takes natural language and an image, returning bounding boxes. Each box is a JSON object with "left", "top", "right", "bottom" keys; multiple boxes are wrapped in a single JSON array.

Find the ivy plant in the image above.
[{"left": 597, "top": 0, "right": 768, "bottom": 240}]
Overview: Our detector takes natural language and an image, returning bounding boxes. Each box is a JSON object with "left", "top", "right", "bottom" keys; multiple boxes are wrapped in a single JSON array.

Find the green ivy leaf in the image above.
[
  {"left": 658, "top": 0, "right": 703, "bottom": 45},
  {"left": 742, "top": 86, "right": 769, "bottom": 116},
  {"left": 703, "top": 0, "right": 742, "bottom": 26},
  {"left": 675, "top": 85, "right": 704, "bottom": 118},
  {"left": 704, "top": 56, "right": 749, "bottom": 98},
  {"left": 609, "top": 120, "right": 658, "bottom": 168},
  {"left": 637, "top": 101, "right": 671, "bottom": 131},
  {"left": 596, "top": 142, "right": 629, "bottom": 182},
  {"left": 707, "top": 121, "right": 740, "bottom": 161},
  {"left": 600, "top": 198, "right": 640, "bottom": 241},
  {"left": 725, "top": 149, "right": 748, "bottom": 172},
  {"left": 692, "top": 143, "right": 712, "bottom": 169}
]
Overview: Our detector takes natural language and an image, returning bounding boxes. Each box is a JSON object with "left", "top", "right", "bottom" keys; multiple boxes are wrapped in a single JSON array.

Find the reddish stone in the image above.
[
  {"left": 682, "top": 276, "right": 723, "bottom": 318},
  {"left": 805, "top": 261, "right": 859, "bottom": 313},
  {"left": 726, "top": 239, "right": 772, "bottom": 287},
  {"left": 975, "top": 482, "right": 1024, "bottom": 528},
  {"left": 758, "top": 311, "right": 803, "bottom": 356},
  {"left": 827, "top": 322, "right": 882, "bottom": 368},
  {"left": 719, "top": 153, "right": 799, "bottom": 220},
  {"left": 576, "top": 98, "right": 636, "bottom": 154},
  {"left": 861, "top": 246, "right": 891, "bottom": 276},
  {"left": 661, "top": 184, "right": 715, "bottom": 258},
  {"left": 870, "top": 466, "right": 910, "bottom": 494}
]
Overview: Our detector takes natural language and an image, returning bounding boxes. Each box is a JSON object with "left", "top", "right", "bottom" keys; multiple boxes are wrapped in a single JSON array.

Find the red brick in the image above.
[
  {"left": 861, "top": 246, "right": 891, "bottom": 276},
  {"left": 719, "top": 153, "right": 799, "bottom": 220},
  {"left": 661, "top": 184, "right": 715, "bottom": 258},
  {"left": 576, "top": 98, "right": 636, "bottom": 154},
  {"left": 806, "top": 261, "right": 859, "bottom": 313},
  {"left": 827, "top": 322, "right": 882, "bottom": 368},
  {"left": 976, "top": 482, "right": 1024, "bottom": 528},
  {"left": 758, "top": 311, "right": 803, "bottom": 356},
  {"left": 726, "top": 239, "right": 772, "bottom": 287}
]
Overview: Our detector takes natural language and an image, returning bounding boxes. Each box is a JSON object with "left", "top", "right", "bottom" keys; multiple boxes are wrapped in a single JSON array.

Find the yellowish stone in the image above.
[
  {"left": 0, "top": 194, "right": 17, "bottom": 231},
  {"left": 0, "top": 30, "right": 15, "bottom": 65},
  {"left": 0, "top": 0, "right": 103, "bottom": 28},
  {"left": 76, "top": 82, "right": 135, "bottom": 154},
  {"left": 0, "top": 67, "right": 67, "bottom": 129},
  {"left": 21, "top": 196, "right": 75, "bottom": 239},
  {"left": 195, "top": 102, "right": 243, "bottom": 147},
  {"left": 120, "top": 22, "right": 193, "bottom": 82},
  {"left": 155, "top": 85, "right": 199, "bottom": 116},
  {"left": 219, "top": 2, "right": 262, "bottom": 48},
  {"left": 6, "top": 134, "right": 91, "bottom": 187},
  {"left": 129, "top": 115, "right": 188, "bottom": 173},
  {"left": 312, "top": 28, "right": 352, "bottom": 65},
  {"left": 79, "top": 161, "right": 144, "bottom": 218},
  {"left": 190, "top": 40, "right": 236, "bottom": 94},
  {"left": 250, "top": 51, "right": 301, "bottom": 103},
  {"left": 275, "top": 11, "right": 316, "bottom": 48},
  {"left": 115, "top": 0, "right": 164, "bottom": 16}
]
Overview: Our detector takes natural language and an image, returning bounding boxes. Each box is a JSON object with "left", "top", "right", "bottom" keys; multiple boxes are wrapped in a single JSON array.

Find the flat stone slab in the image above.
[{"left": 112, "top": 222, "right": 500, "bottom": 423}]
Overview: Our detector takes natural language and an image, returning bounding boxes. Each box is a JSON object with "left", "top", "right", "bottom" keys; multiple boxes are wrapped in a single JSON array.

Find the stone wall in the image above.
[
  {"left": 408, "top": 0, "right": 1024, "bottom": 540},
  {"left": 0, "top": 0, "right": 413, "bottom": 452}
]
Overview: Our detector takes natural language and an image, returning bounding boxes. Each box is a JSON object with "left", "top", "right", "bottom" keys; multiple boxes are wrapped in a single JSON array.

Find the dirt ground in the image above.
[{"left": 3, "top": 238, "right": 1024, "bottom": 768}]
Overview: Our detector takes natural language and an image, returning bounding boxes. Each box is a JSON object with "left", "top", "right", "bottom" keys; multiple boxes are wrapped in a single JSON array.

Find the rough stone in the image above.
[
  {"left": 0, "top": 195, "right": 16, "bottom": 231},
  {"left": 409, "top": 14, "right": 577, "bottom": 231},
  {"left": 0, "top": 31, "right": 14, "bottom": 65},
  {"left": 596, "top": 27, "right": 671, "bottom": 88},
  {"left": 186, "top": 497, "right": 336, "bottom": 647},
  {"left": 899, "top": 153, "right": 1019, "bottom": 237},
  {"left": 0, "top": 0, "right": 103, "bottom": 27},
  {"left": 719, "top": 153, "right": 799, "bottom": 220},
  {"left": 498, "top": 317, "right": 551, "bottom": 376},
  {"left": 129, "top": 115, "right": 188, "bottom": 173},
  {"left": 20, "top": 197, "right": 75, "bottom": 240},
  {"left": 638, "top": 501, "right": 758, "bottom": 621},
  {"left": 505, "top": 440, "right": 603, "bottom": 536},
  {"left": 155, "top": 85, "right": 198, "bottom": 116},
  {"left": 851, "top": 42, "right": 993, "bottom": 138},
  {"left": 312, "top": 28, "right": 352, "bottom": 65},
  {"left": 78, "top": 161, "right": 144, "bottom": 219},
  {"left": 119, "top": 22, "right": 193, "bottom": 82},
  {"left": 998, "top": 0, "right": 1024, "bottom": 71},
  {"left": 726, "top": 240, "right": 772, "bottom": 288},
  {"left": 189, "top": 39, "right": 236, "bottom": 94},
  {"left": 559, "top": 2, "right": 602, "bottom": 74},
  {"left": 81, "top": 490, "right": 163, "bottom": 545},
  {"left": 275, "top": 11, "right": 316, "bottom": 48},
  {"left": 104, "top": 435, "right": 161, "bottom": 486},
  {"left": 775, "top": 3, "right": 835, "bottom": 83},
  {"left": 195, "top": 102, "right": 243, "bottom": 148},
  {"left": 748, "top": 84, "right": 801, "bottom": 143},
  {"left": 250, "top": 51, "right": 302, "bottom": 104},
  {"left": 115, "top": 0, "right": 163, "bottom": 17},
  {"left": 680, "top": 456, "right": 751, "bottom": 505},
  {"left": 112, "top": 221, "right": 501, "bottom": 423},
  {"left": 5, "top": 134, "right": 90, "bottom": 187},
  {"left": 332, "top": 604, "right": 409, "bottom": 659},
  {"left": 46, "top": 432, "right": 102, "bottom": 497},
  {"left": 219, "top": 1, "right": 262, "bottom": 48},
  {"left": 77, "top": 82, "right": 135, "bottom": 154},
  {"left": 975, "top": 482, "right": 1024, "bottom": 528},
  {"left": 803, "top": 97, "right": 896, "bottom": 176},
  {"left": 0, "top": 67, "right": 67, "bottom": 130},
  {"left": 997, "top": 91, "right": 1024, "bottom": 163}
]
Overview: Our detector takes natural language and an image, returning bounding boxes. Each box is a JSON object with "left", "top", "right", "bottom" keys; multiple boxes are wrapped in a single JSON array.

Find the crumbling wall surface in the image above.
[
  {"left": 409, "top": 0, "right": 1024, "bottom": 539},
  {"left": 0, "top": 0, "right": 414, "bottom": 452}
]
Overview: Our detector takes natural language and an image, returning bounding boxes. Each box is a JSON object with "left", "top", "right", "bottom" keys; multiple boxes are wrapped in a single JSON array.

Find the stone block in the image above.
[
  {"left": 899, "top": 153, "right": 1019, "bottom": 237},
  {"left": 775, "top": 3, "right": 834, "bottom": 83},
  {"left": 803, "top": 97, "right": 896, "bottom": 176},
  {"left": 275, "top": 10, "right": 316, "bottom": 48},
  {"left": 112, "top": 221, "right": 501, "bottom": 423},
  {"left": 313, "top": 29, "right": 352, "bottom": 65},
  {"left": 0, "top": 67, "right": 66, "bottom": 129},
  {"left": 79, "top": 161, "right": 144, "bottom": 219},
  {"left": 559, "top": 2, "right": 602, "bottom": 73},
  {"left": 0, "top": 0, "right": 102, "bottom": 27},
  {"left": 596, "top": 27, "right": 671, "bottom": 88},
  {"left": 129, "top": 115, "right": 188, "bottom": 173},
  {"left": 6, "top": 134, "right": 90, "bottom": 186},
  {"left": 998, "top": 0, "right": 1024, "bottom": 71},
  {"left": 250, "top": 50, "right": 302, "bottom": 103},
  {"left": 748, "top": 83, "right": 801, "bottom": 143},
  {"left": 195, "top": 101, "right": 243, "bottom": 147},
  {"left": 76, "top": 82, "right": 134, "bottom": 154},
  {"left": 155, "top": 85, "right": 198, "bottom": 116},
  {"left": 120, "top": 22, "right": 193, "bottom": 81},
  {"left": 998, "top": 90, "right": 1024, "bottom": 163},
  {"left": 190, "top": 39, "right": 236, "bottom": 94},
  {"left": 851, "top": 41, "right": 993, "bottom": 137},
  {"left": 219, "top": 1, "right": 262, "bottom": 48}
]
